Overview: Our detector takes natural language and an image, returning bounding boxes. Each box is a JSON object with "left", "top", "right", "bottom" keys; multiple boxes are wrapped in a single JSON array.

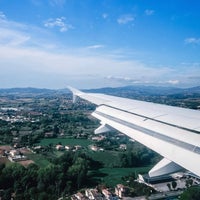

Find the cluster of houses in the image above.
[
  {"left": 32, "top": 144, "right": 83, "bottom": 154},
  {"left": 91, "top": 135, "right": 106, "bottom": 142},
  {"left": 0, "top": 107, "right": 39, "bottom": 123},
  {"left": 70, "top": 185, "right": 128, "bottom": 200},
  {"left": 55, "top": 144, "right": 82, "bottom": 151},
  {"left": 89, "top": 145, "right": 104, "bottom": 152},
  {"left": 33, "top": 134, "right": 127, "bottom": 153},
  {"left": 0, "top": 146, "right": 27, "bottom": 162},
  {"left": 8, "top": 149, "right": 27, "bottom": 162},
  {"left": 49, "top": 143, "right": 124, "bottom": 153}
]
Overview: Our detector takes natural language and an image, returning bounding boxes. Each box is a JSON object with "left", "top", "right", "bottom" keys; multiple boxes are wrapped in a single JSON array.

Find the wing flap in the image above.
[
  {"left": 92, "top": 106, "right": 200, "bottom": 177},
  {"left": 149, "top": 158, "right": 183, "bottom": 177}
]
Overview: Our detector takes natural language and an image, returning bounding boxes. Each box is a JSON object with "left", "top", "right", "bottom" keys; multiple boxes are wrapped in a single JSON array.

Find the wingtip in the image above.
[
  {"left": 67, "top": 86, "right": 82, "bottom": 95},
  {"left": 67, "top": 86, "right": 84, "bottom": 103}
]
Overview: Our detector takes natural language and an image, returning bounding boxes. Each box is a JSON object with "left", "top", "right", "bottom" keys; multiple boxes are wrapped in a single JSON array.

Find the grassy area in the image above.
[
  {"left": 0, "top": 157, "right": 10, "bottom": 165},
  {"left": 35, "top": 138, "right": 153, "bottom": 187},
  {"left": 54, "top": 151, "right": 64, "bottom": 157},
  {"left": 88, "top": 150, "right": 122, "bottom": 167},
  {"left": 27, "top": 153, "right": 51, "bottom": 168},
  {"left": 38, "top": 138, "right": 93, "bottom": 147},
  {"left": 91, "top": 167, "right": 151, "bottom": 187}
]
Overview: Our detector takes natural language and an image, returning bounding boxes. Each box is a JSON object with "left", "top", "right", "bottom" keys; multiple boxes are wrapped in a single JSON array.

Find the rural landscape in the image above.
[
  {"left": 1, "top": 1, "right": 200, "bottom": 199},
  {"left": 0, "top": 86, "right": 200, "bottom": 200}
]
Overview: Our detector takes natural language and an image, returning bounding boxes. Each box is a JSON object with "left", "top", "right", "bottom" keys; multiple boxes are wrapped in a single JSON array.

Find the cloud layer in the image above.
[
  {"left": 185, "top": 37, "right": 200, "bottom": 45},
  {"left": 145, "top": 9, "right": 154, "bottom": 16},
  {"left": 117, "top": 14, "right": 134, "bottom": 24},
  {"left": 44, "top": 17, "right": 73, "bottom": 32},
  {"left": 0, "top": 10, "right": 200, "bottom": 89}
]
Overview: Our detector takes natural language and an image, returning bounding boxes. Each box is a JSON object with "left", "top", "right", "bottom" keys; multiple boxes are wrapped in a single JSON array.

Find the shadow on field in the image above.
[{"left": 87, "top": 170, "right": 108, "bottom": 186}]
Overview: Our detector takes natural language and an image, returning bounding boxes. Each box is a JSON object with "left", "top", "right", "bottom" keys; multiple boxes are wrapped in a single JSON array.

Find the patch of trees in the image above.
[
  {"left": 0, "top": 151, "right": 97, "bottom": 200},
  {"left": 119, "top": 143, "right": 159, "bottom": 167},
  {"left": 95, "top": 135, "right": 119, "bottom": 150},
  {"left": 119, "top": 149, "right": 154, "bottom": 167},
  {"left": 180, "top": 186, "right": 200, "bottom": 200}
]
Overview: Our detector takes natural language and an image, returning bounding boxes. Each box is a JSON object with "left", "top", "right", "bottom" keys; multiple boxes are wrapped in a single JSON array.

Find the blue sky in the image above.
[{"left": 0, "top": 0, "right": 200, "bottom": 89}]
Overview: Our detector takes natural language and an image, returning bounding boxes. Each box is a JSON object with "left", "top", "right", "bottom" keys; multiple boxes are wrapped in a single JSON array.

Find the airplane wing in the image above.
[{"left": 68, "top": 86, "right": 200, "bottom": 177}]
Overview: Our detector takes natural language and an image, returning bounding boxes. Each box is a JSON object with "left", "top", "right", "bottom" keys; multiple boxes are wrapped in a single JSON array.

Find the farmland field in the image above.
[
  {"left": 88, "top": 150, "right": 122, "bottom": 167},
  {"left": 90, "top": 167, "right": 151, "bottom": 187},
  {"left": 27, "top": 153, "right": 51, "bottom": 168},
  {"left": 38, "top": 138, "right": 93, "bottom": 147}
]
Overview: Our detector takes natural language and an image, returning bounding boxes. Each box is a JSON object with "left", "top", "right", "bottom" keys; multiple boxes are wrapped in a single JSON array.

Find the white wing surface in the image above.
[{"left": 69, "top": 87, "right": 200, "bottom": 177}]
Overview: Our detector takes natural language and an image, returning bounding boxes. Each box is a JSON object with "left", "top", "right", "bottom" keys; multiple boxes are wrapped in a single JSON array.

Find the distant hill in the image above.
[
  {"left": 84, "top": 85, "right": 200, "bottom": 96},
  {"left": 0, "top": 87, "right": 54, "bottom": 94},
  {"left": 84, "top": 85, "right": 200, "bottom": 109},
  {"left": 0, "top": 85, "right": 200, "bottom": 96},
  {"left": 0, "top": 85, "right": 199, "bottom": 109},
  {"left": 0, "top": 87, "right": 70, "bottom": 95}
]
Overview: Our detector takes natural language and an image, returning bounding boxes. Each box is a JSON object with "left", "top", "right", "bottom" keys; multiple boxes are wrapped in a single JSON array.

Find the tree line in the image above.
[{"left": 0, "top": 151, "right": 99, "bottom": 200}]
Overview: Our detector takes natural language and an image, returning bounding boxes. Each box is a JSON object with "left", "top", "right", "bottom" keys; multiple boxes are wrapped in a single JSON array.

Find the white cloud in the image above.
[
  {"left": 0, "top": 15, "right": 57, "bottom": 49},
  {"left": 184, "top": 37, "right": 200, "bottom": 45},
  {"left": 0, "top": 13, "right": 31, "bottom": 46},
  {"left": 0, "top": 39, "right": 199, "bottom": 88},
  {"left": 0, "top": 41, "right": 179, "bottom": 88},
  {"left": 145, "top": 9, "right": 154, "bottom": 16},
  {"left": 106, "top": 76, "right": 139, "bottom": 84},
  {"left": 0, "top": 28, "right": 30, "bottom": 46},
  {"left": 168, "top": 63, "right": 200, "bottom": 87},
  {"left": 0, "top": 12, "right": 199, "bottom": 89},
  {"left": 167, "top": 80, "right": 179, "bottom": 85},
  {"left": 86, "top": 45, "right": 104, "bottom": 49},
  {"left": 117, "top": 14, "right": 134, "bottom": 24},
  {"left": 0, "top": 11, "right": 6, "bottom": 19},
  {"left": 105, "top": 76, "right": 182, "bottom": 86},
  {"left": 44, "top": 17, "right": 73, "bottom": 32}
]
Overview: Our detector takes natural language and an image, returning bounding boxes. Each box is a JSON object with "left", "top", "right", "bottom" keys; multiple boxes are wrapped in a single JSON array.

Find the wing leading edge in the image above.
[{"left": 69, "top": 87, "right": 200, "bottom": 177}]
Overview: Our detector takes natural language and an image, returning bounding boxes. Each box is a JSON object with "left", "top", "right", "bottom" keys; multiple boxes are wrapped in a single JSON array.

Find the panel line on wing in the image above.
[
  {"left": 94, "top": 110, "right": 200, "bottom": 155},
  {"left": 100, "top": 104, "right": 200, "bottom": 134}
]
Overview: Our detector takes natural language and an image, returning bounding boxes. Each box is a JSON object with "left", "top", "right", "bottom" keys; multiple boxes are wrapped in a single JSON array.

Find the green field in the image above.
[
  {"left": 35, "top": 138, "right": 153, "bottom": 187},
  {"left": 87, "top": 151, "right": 152, "bottom": 187},
  {"left": 88, "top": 150, "right": 121, "bottom": 167},
  {"left": 90, "top": 167, "right": 151, "bottom": 187},
  {"left": 38, "top": 138, "right": 93, "bottom": 147},
  {"left": 27, "top": 153, "right": 51, "bottom": 168}
]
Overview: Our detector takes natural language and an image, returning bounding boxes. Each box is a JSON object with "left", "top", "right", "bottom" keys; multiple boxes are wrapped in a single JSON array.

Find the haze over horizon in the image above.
[{"left": 0, "top": 0, "right": 200, "bottom": 89}]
